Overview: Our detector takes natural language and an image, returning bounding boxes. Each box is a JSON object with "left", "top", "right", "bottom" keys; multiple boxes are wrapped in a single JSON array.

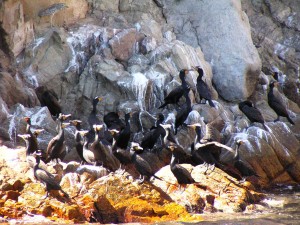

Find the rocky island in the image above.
[{"left": 0, "top": 0, "right": 299, "bottom": 223}]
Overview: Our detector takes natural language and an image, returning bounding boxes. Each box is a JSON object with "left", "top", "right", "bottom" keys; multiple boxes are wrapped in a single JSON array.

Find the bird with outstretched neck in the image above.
[
  {"left": 23, "top": 117, "right": 40, "bottom": 156},
  {"left": 130, "top": 142, "right": 163, "bottom": 184},
  {"left": 239, "top": 100, "right": 268, "bottom": 130},
  {"left": 193, "top": 66, "right": 215, "bottom": 107},
  {"left": 233, "top": 140, "right": 258, "bottom": 179},
  {"left": 33, "top": 151, "right": 69, "bottom": 199},
  {"left": 45, "top": 113, "right": 71, "bottom": 163},
  {"left": 69, "top": 120, "right": 87, "bottom": 164},
  {"left": 158, "top": 69, "right": 191, "bottom": 109},
  {"left": 168, "top": 145, "right": 195, "bottom": 185}
]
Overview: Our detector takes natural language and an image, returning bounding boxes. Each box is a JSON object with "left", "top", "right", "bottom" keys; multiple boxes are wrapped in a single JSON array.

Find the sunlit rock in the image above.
[{"left": 154, "top": 164, "right": 264, "bottom": 213}]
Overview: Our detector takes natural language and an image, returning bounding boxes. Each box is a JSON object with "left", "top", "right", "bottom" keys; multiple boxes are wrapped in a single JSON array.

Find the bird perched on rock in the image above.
[
  {"left": 69, "top": 120, "right": 86, "bottom": 164},
  {"left": 104, "top": 112, "right": 125, "bottom": 131},
  {"left": 232, "top": 140, "right": 257, "bottom": 179},
  {"left": 158, "top": 69, "right": 190, "bottom": 109},
  {"left": 168, "top": 145, "right": 195, "bottom": 185},
  {"left": 268, "top": 81, "right": 294, "bottom": 125},
  {"left": 174, "top": 88, "right": 192, "bottom": 134},
  {"left": 33, "top": 151, "right": 69, "bottom": 199},
  {"left": 130, "top": 142, "right": 163, "bottom": 183},
  {"left": 238, "top": 100, "right": 268, "bottom": 130},
  {"left": 141, "top": 113, "right": 165, "bottom": 150},
  {"left": 45, "top": 113, "right": 71, "bottom": 163},
  {"left": 23, "top": 117, "right": 40, "bottom": 155},
  {"left": 193, "top": 66, "right": 215, "bottom": 107}
]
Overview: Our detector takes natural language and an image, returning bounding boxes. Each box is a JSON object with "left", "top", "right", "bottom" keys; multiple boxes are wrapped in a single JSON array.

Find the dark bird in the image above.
[
  {"left": 268, "top": 81, "right": 294, "bottom": 125},
  {"left": 239, "top": 100, "right": 268, "bottom": 130},
  {"left": 160, "top": 123, "right": 191, "bottom": 162},
  {"left": 91, "top": 125, "right": 120, "bottom": 171},
  {"left": 168, "top": 145, "right": 195, "bottom": 185},
  {"left": 79, "top": 130, "right": 100, "bottom": 165},
  {"left": 158, "top": 69, "right": 190, "bottom": 109},
  {"left": 88, "top": 96, "right": 103, "bottom": 128},
  {"left": 23, "top": 117, "right": 39, "bottom": 155},
  {"left": 104, "top": 112, "right": 125, "bottom": 131},
  {"left": 115, "top": 112, "right": 131, "bottom": 150},
  {"left": 35, "top": 86, "right": 62, "bottom": 118},
  {"left": 109, "top": 129, "right": 132, "bottom": 166},
  {"left": 69, "top": 120, "right": 87, "bottom": 164},
  {"left": 193, "top": 66, "right": 215, "bottom": 107},
  {"left": 45, "top": 113, "right": 71, "bottom": 163},
  {"left": 233, "top": 140, "right": 257, "bottom": 178},
  {"left": 174, "top": 88, "right": 192, "bottom": 134},
  {"left": 33, "top": 151, "right": 69, "bottom": 199},
  {"left": 188, "top": 123, "right": 235, "bottom": 173},
  {"left": 130, "top": 142, "right": 163, "bottom": 183},
  {"left": 141, "top": 113, "right": 166, "bottom": 150}
]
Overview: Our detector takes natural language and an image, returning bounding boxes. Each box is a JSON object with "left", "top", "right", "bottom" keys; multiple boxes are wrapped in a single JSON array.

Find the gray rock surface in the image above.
[{"left": 161, "top": 0, "right": 262, "bottom": 101}]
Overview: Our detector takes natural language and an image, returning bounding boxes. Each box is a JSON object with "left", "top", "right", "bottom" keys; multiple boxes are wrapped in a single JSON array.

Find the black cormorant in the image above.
[
  {"left": 45, "top": 113, "right": 71, "bottom": 163},
  {"left": 239, "top": 100, "right": 268, "bottom": 130},
  {"left": 188, "top": 123, "right": 235, "bottom": 173},
  {"left": 268, "top": 81, "right": 294, "bottom": 125},
  {"left": 35, "top": 86, "right": 62, "bottom": 118},
  {"left": 141, "top": 113, "right": 166, "bottom": 150},
  {"left": 168, "top": 145, "right": 195, "bottom": 184},
  {"left": 193, "top": 66, "right": 215, "bottom": 107},
  {"left": 23, "top": 117, "right": 38, "bottom": 155},
  {"left": 104, "top": 112, "right": 125, "bottom": 131},
  {"left": 160, "top": 123, "right": 191, "bottom": 162},
  {"left": 233, "top": 140, "right": 257, "bottom": 178},
  {"left": 69, "top": 120, "right": 86, "bottom": 164},
  {"left": 115, "top": 112, "right": 131, "bottom": 149},
  {"left": 109, "top": 129, "right": 132, "bottom": 166},
  {"left": 174, "top": 88, "right": 192, "bottom": 134},
  {"left": 88, "top": 96, "right": 103, "bottom": 128},
  {"left": 33, "top": 151, "right": 69, "bottom": 198},
  {"left": 158, "top": 69, "right": 190, "bottom": 109},
  {"left": 130, "top": 142, "right": 162, "bottom": 183}
]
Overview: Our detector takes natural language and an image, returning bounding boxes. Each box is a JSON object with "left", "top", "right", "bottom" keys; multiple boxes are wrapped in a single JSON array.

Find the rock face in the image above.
[
  {"left": 0, "top": 0, "right": 300, "bottom": 223},
  {"left": 241, "top": 0, "right": 300, "bottom": 106},
  {"left": 161, "top": 0, "right": 262, "bottom": 102}
]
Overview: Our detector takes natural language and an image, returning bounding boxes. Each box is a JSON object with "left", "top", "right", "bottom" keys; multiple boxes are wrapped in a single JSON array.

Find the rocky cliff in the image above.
[{"left": 0, "top": 0, "right": 299, "bottom": 223}]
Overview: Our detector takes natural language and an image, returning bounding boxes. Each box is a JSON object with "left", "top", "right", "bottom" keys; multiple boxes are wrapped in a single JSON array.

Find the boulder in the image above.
[
  {"left": 108, "top": 28, "right": 144, "bottom": 62},
  {"left": 23, "top": 29, "right": 72, "bottom": 89},
  {"left": 162, "top": 0, "right": 261, "bottom": 101}
]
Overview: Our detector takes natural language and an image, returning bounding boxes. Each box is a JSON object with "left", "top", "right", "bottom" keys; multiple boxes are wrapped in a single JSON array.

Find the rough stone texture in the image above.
[
  {"left": 108, "top": 28, "right": 143, "bottom": 62},
  {"left": 0, "top": 0, "right": 34, "bottom": 56},
  {"left": 0, "top": 72, "right": 39, "bottom": 109},
  {"left": 241, "top": 0, "right": 300, "bottom": 106},
  {"left": 23, "top": 29, "right": 72, "bottom": 89},
  {"left": 161, "top": 0, "right": 262, "bottom": 102}
]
